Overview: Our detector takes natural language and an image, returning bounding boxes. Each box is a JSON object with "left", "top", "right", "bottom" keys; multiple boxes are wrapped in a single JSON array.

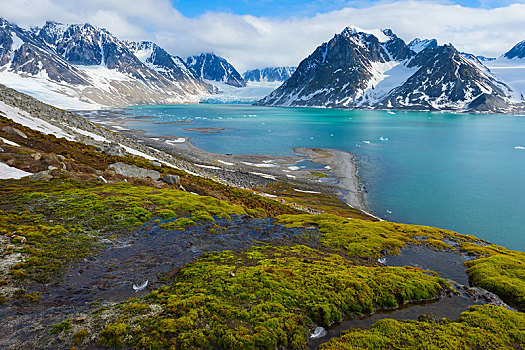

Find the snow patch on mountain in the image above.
[
  {"left": 0, "top": 162, "right": 32, "bottom": 179},
  {"left": 485, "top": 58, "right": 525, "bottom": 100},
  {"left": 344, "top": 26, "right": 391, "bottom": 42},
  {"left": 408, "top": 38, "right": 437, "bottom": 53},
  {"left": 0, "top": 100, "right": 74, "bottom": 139}
]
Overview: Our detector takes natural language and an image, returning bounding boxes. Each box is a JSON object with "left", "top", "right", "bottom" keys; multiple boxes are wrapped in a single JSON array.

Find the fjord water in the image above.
[{"left": 125, "top": 104, "right": 525, "bottom": 251}]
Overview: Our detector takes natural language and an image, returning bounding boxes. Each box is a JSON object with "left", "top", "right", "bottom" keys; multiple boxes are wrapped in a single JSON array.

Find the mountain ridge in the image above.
[
  {"left": 258, "top": 27, "right": 522, "bottom": 113},
  {"left": 0, "top": 18, "right": 214, "bottom": 109}
]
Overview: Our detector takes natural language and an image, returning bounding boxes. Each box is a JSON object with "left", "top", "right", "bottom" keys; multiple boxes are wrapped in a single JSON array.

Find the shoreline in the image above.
[
  {"left": 80, "top": 109, "right": 374, "bottom": 217},
  {"left": 294, "top": 147, "right": 369, "bottom": 213}
]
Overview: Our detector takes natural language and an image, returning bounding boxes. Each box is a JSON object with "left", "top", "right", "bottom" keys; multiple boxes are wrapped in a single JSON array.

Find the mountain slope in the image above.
[
  {"left": 125, "top": 41, "right": 214, "bottom": 95},
  {"left": 243, "top": 67, "right": 296, "bottom": 83},
  {"left": 0, "top": 18, "right": 213, "bottom": 109},
  {"left": 483, "top": 41, "right": 525, "bottom": 101},
  {"left": 258, "top": 27, "right": 415, "bottom": 107},
  {"left": 258, "top": 26, "right": 519, "bottom": 112},
  {"left": 503, "top": 40, "right": 525, "bottom": 60},
  {"left": 186, "top": 53, "right": 246, "bottom": 87}
]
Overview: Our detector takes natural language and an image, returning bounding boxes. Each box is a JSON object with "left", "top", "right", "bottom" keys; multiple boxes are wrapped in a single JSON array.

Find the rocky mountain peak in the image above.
[
  {"left": 186, "top": 52, "right": 246, "bottom": 87},
  {"left": 408, "top": 38, "right": 438, "bottom": 53},
  {"left": 243, "top": 67, "right": 296, "bottom": 83},
  {"left": 259, "top": 27, "right": 518, "bottom": 112},
  {"left": 503, "top": 40, "right": 525, "bottom": 60}
]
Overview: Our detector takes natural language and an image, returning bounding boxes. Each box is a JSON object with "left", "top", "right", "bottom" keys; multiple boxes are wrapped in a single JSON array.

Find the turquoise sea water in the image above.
[{"left": 124, "top": 104, "right": 525, "bottom": 251}]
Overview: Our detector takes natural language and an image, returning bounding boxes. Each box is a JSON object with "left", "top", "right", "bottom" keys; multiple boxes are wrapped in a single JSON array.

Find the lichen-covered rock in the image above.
[
  {"left": 2, "top": 126, "right": 27, "bottom": 139},
  {"left": 107, "top": 162, "right": 160, "bottom": 180},
  {"left": 161, "top": 174, "right": 180, "bottom": 185}
]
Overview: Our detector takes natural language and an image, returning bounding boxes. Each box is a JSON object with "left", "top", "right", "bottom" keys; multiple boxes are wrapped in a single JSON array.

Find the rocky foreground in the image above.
[{"left": 0, "top": 85, "right": 524, "bottom": 349}]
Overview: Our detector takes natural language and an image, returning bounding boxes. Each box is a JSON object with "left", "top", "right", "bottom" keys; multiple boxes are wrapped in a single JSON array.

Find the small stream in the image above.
[
  {"left": 308, "top": 245, "right": 511, "bottom": 349},
  {"left": 1, "top": 228, "right": 511, "bottom": 349}
]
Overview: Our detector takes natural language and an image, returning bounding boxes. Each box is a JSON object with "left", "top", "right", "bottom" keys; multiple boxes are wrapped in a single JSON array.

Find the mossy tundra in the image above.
[{"left": 1, "top": 116, "right": 525, "bottom": 349}]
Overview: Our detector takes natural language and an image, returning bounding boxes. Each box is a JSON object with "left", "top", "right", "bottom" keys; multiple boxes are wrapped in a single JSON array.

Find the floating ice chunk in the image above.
[
  {"left": 515, "top": 146, "right": 525, "bottom": 150},
  {"left": 386, "top": 210, "right": 392, "bottom": 214},
  {"left": 362, "top": 140, "right": 370, "bottom": 144},
  {"left": 379, "top": 136, "right": 389, "bottom": 141},
  {"left": 133, "top": 280, "right": 148, "bottom": 292},
  {"left": 310, "top": 327, "right": 327, "bottom": 339}
]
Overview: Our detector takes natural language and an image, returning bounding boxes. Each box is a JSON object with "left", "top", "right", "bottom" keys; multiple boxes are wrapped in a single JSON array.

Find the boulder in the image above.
[
  {"left": 2, "top": 126, "right": 27, "bottom": 139},
  {"left": 106, "top": 144, "right": 126, "bottom": 157},
  {"left": 29, "top": 170, "right": 53, "bottom": 181},
  {"left": 161, "top": 174, "right": 180, "bottom": 185},
  {"left": 107, "top": 162, "right": 160, "bottom": 180}
]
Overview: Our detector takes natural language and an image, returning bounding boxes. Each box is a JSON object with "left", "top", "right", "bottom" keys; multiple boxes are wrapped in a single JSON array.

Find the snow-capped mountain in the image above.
[
  {"left": 0, "top": 18, "right": 213, "bottom": 109},
  {"left": 483, "top": 41, "right": 525, "bottom": 101},
  {"left": 407, "top": 38, "right": 437, "bottom": 53},
  {"left": 125, "top": 41, "right": 213, "bottom": 95},
  {"left": 258, "top": 26, "right": 520, "bottom": 112},
  {"left": 477, "top": 56, "right": 496, "bottom": 62},
  {"left": 503, "top": 40, "right": 525, "bottom": 60},
  {"left": 186, "top": 53, "right": 246, "bottom": 88},
  {"left": 243, "top": 67, "right": 296, "bottom": 83}
]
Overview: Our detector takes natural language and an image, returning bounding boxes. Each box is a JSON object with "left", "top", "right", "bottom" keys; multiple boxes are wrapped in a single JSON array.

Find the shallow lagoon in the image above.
[{"left": 123, "top": 104, "right": 525, "bottom": 251}]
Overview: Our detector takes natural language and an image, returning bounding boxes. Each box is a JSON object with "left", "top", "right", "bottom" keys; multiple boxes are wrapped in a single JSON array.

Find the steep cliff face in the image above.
[
  {"left": 243, "top": 67, "right": 296, "bottom": 83},
  {"left": 186, "top": 53, "right": 246, "bottom": 87}
]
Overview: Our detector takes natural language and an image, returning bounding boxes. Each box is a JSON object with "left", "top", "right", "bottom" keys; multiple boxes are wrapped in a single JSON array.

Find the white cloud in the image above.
[{"left": 1, "top": 1, "right": 525, "bottom": 72}]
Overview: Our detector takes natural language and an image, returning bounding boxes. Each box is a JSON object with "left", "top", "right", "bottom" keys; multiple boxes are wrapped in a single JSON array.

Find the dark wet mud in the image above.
[{"left": 0, "top": 215, "right": 308, "bottom": 349}]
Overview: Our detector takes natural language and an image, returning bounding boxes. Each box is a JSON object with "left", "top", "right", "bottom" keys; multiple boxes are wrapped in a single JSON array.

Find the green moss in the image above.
[
  {"left": 50, "top": 320, "right": 72, "bottom": 335},
  {"left": 98, "top": 322, "right": 130, "bottom": 347},
  {"left": 157, "top": 209, "right": 177, "bottom": 220},
  {"left": 20, "top": 291, "right": 41, "bottom": 303},
  {"left": 159, "top": 218, "right": 197, "bottom": 230},
  {"left": 462, "top": 244, "right": 525, "bottom": 311},
  {"left": 319, "top": 305, "right": 525, "bottom": 349},
  {"left": 277, "top": 214, "right": 480, "bottom": 259},
  {"left": 73, "top": 329, "right": 89, "bottom": 344},
  {"left": 97, "top": 245, "right": 449, "bottom": 349}
]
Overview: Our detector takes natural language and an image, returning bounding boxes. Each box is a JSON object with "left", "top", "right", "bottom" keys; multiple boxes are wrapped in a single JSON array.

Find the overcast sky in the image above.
[{"left": 1, "top": 0, "right": 525, "bottom": 72}]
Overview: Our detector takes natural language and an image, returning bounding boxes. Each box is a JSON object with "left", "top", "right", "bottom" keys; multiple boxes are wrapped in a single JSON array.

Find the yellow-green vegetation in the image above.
[
  {"left": 0, "top": 115, "right": 301, "bottom": 219},
  {"left": 0, "top": 180, "right": 251, "bottom": 287},
  {"left": 277, "top": 214, "right": 525, "bottom": 312},
  {"left": 10, "top": 180, "right": 249, "bottom": 230},
  {"left": 277, "top": 214, "right": 482, "bottom": 259},
  {"left": 319, "top": 305, "right": 525, "bottom": 349},
  {"left": 0, "top": 210, "right": 95, "bottom": 283},
  {"left": 97, "top": 244, "right": 449, "bottom": 349},
  {"left": 461, "top": 242, "right": 525, "bottom": 311},
  {"left": 261, "top": 182, "right": 374, "bottom": 220}
]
